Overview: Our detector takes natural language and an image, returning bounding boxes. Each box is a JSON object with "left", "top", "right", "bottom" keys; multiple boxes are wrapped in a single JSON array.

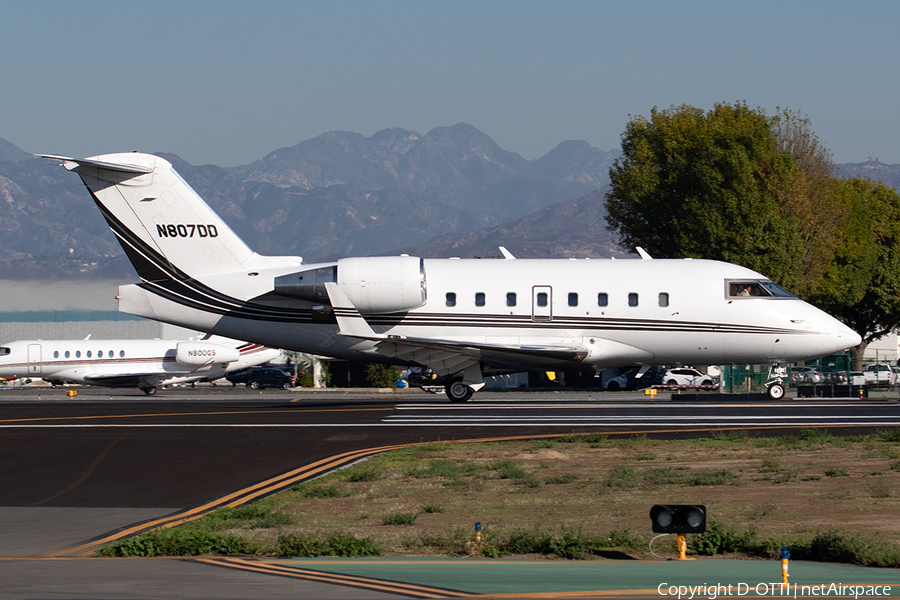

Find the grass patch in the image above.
[
  {"left": 602, "top": 465, "right": 637, "bottom": 487},
  {"left": 545, "top": 474, "right": 579, "bottom": 485},
  {"left": 382, "top": 512, "right": 419, "bottom": 526},
  {"left": 300, "top": 485, "right": 344, "bottom": 499},
  {"left": 277, "top": 533, "right": 382, "bottom": 557},
  {"left": 344, "top": 465, "right": 384, "bottom": 482},
  {"left": 96, "top": 430, "right": 900, "bottom": 567},
  {"left": 98, "top": 527, "right": 255, "bottom": 557},
  {"left": 490, "top": 460, "right": 529, "bottom": 480}
]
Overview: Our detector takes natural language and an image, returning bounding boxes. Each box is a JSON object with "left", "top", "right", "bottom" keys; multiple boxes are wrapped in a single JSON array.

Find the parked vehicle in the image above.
[
  {"left": 790, "top": 366, "right": 822, "bottom": 384},
  {"left": 226, "top": 367, "right": 295, "bottom": 390},
  {"left": 864, "top": 364, "right": 893, "bottom": 387},
  {"left": 604, "top": 368, "right": 664, "bottom": 391},
  {"left": 819, "top": 368, "right": 849, "bottom": 384},
  {"left": 662, "top": 368, "right": 716, "bottom": 387},
  {"left": 603, "top": 369, "right": 636, "bottom": 391}
]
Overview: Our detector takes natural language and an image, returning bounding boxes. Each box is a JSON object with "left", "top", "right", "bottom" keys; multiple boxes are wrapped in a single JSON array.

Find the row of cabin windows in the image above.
[
  {"left": 52, "top": 350, "right": 127, "bottom": 359},
  {"left": 445, "top": 292, "right": 670, "bottom": 308}
]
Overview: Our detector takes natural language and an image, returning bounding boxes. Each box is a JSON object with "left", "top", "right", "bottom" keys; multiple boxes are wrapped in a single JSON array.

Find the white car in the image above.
[
  {"left": 603, "top": 369, "right": 636, "bottom": 391},
  {"left": 662, "top": 368, "right": 715, "bottom": 387},
  {"left": 864, "top": 364, "right": 893, "bottom": 387}
]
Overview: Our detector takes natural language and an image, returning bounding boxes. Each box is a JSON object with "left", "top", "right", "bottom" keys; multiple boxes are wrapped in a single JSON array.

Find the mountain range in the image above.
[{"left": 0, "top": 124, "right": 897, "bottom": 280}]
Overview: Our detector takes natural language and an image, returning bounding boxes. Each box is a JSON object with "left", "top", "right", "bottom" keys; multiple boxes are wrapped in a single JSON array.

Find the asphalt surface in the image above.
[{"left": 0, "top": 385, "right": 898, "bottom": 599}]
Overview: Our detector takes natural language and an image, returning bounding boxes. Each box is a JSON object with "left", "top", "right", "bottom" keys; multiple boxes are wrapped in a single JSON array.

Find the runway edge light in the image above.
[{"left": 649, "top": 505, "right": 706, "bottom": 534}]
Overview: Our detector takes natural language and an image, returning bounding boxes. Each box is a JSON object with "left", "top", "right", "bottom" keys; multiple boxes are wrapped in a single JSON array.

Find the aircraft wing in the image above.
[
  {"left": 325, "top": 282, "right": 588, "bottom": 383},
  {"left": 83, "top": 372, "right": 193, "bottom": 388},
  {"left": 375, "top": 336, "right": 588, "bottom": 376}
]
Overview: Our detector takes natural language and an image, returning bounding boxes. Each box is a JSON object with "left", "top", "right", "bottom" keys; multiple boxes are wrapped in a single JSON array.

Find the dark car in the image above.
[{"left": 226, "top": 367, "right": 295, "bottom": 390}]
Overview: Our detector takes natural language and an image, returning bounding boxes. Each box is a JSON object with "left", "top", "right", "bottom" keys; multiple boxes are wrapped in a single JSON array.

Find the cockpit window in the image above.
[
  {"left": 758, "top": 280, "right": 795, "bottom": 298},
  {"left": 727, "top": 280, "right": 795, "bottom": 299},
  {"left": 0, "top": 347, "right": 9, "bottom": 356}
]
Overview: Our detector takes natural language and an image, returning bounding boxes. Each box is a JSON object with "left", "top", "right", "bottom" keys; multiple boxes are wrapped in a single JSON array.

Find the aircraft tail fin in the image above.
[{"left": 39, "top": 153, "right": 297, "bottom": 283}]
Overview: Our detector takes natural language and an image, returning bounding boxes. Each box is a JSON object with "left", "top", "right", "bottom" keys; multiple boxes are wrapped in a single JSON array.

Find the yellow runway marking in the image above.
[{"left": 201, "top": 557, "right": 472, "bottom": 598}]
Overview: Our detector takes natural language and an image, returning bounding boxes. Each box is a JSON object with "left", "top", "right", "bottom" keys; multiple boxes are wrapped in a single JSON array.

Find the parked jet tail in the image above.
[{"left": 38, "top": 153, "right": 303, "bottom": 283}]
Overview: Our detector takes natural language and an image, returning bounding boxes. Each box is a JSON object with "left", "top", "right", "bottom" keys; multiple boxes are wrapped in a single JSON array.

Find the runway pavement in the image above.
[{"left": 0, "top": 385, "right": 898, "bottom": 598}]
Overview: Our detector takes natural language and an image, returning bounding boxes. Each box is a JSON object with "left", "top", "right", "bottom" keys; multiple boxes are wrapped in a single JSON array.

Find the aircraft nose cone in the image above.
[
  {"left": 836, "top": 322, "right": 862, "bottom": 350},
  {"left": 819, "top": 320, "right": 861, "bottom": 355}
]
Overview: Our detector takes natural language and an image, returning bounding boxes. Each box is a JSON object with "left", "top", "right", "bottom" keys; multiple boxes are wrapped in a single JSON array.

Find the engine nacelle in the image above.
[
  {"left": 274, "top": 256, "right": 426, "bottom": 314},
  {"left": 175, "top": 342, "right": 240, "bottom": 366},
  {"left": 338, "top": 256, "right": 426, "bottom": 314}
]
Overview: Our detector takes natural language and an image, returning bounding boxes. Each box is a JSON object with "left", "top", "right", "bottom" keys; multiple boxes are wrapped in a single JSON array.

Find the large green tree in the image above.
[
  {"left": 605, "top": 102, "right": 900, "bottom": 363},
  {"left": 809, "top": 178, "right": 900, "bottom": 366},
  {"left": 605, "top": 102, "right": 806, "bottom": 290}
]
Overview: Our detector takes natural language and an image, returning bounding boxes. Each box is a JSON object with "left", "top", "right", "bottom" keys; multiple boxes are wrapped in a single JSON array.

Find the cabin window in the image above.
[
  {"left": 598, "top": 293, "right": 608, "bottom": 307},
  {"left": 506, "top": 292, "right": 517, "bottom": 307},
  {"left": 75, "top": 351, "right": 81, "bottom": 358},
  {"left": 53, "top": 351, "right": 59, "bottom": 358},
  {"left": 445, "top": 292, "right": 456, "bottom": 307},
  {"left": 568, "top": 292, "right": 578, "bottom": 307},
  {"left": 536, "top": 292, "right": 548, "bottom": 307},
  {"left": 658, "top": 293, "right": 669, "bottom": 307},
  {"left": 97, "top": 350, "right": 103, "bottom": 358},
  {"left": 0, "top": 348, "right": 8, "bottom": 356},
  {"left": 628, "top": 293, "right": 639, "bottom": 307},
  {"left": 65, "top": 351, "right": 70, "bottom": 358},
  {"left": 108, "top": 350, "right": 113, "bottom": 358},
  {"left": 87, "top": 351, "right": 92, "bottom": 358},
  {"left": 119, "top": 350, "right": 125, "bottom": 358},
  {"left": 475, "top": 292, "right": 486, "bottom": 307}
]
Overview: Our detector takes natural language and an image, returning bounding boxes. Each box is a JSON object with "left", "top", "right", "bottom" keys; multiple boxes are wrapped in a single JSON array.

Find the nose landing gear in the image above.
[{"left": 765, "top": 364, "right": 787, "bottom": 400}]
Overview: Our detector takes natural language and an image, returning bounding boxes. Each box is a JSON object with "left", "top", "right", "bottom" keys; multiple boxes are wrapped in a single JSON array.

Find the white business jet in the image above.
[
  {"left": 38, "top": 152, "right": 861, "bottom": 402},
  {"left": 0, "top": 336, "right": 281, "bottom": 395}
]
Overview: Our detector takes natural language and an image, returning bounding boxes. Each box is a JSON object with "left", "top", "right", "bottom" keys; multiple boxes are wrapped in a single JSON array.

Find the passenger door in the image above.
[
  {"left": 27, "top": 344, "right": 41, "bottom": 375},
  {"left": 532, "top": 286, "right": 552, "bottom": 322}
]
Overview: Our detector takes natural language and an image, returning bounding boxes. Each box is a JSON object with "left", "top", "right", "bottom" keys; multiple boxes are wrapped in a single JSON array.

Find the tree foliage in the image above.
[
  {"left": 605, "top": 102, "right": 900, "bottom": 355},
  {"left": 606, "top": 102, "right": 805, "bottom": 289},
  {"left": 365, "top": 363, "right": 404, "bottom": 388},
  {"left": 810, "top": 178, "right": 900, "bottom": 362},
  {"left": 769, "top": 108, "right": 852, "bottom": 297}
]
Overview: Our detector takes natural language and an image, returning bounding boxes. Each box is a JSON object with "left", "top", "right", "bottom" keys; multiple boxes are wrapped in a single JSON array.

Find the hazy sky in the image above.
[{"left": 2, "top": 0, "right": 898, "bottom": 166}]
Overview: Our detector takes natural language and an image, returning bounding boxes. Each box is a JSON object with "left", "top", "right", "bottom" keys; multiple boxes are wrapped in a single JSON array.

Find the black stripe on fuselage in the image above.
[{"left": 85, "top": 188, "right": 315, "bottom": 323}]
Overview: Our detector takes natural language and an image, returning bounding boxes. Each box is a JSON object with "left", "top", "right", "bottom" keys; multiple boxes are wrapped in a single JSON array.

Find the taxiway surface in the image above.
[{"left": 0, "top": 386, "right": 897, "bottom": 598}]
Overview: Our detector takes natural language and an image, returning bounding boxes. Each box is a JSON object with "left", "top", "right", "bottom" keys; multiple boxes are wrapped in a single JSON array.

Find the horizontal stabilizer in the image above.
[{"left": 37, "top": 154, "right": 154, "bottom": 175}]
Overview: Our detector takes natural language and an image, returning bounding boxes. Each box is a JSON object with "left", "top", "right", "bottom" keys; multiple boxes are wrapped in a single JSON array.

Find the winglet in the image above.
[
  {"left": 324, "top": 282, "right": 381, "bottom": 339},
  {"left": 636, "top": 247, "right": 653, "bottom": 260}
]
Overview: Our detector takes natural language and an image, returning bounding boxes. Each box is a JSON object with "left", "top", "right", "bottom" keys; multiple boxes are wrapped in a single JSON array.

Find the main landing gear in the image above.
[{"left": 445, "top": 379, "right": 474, "bottom": 403}]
